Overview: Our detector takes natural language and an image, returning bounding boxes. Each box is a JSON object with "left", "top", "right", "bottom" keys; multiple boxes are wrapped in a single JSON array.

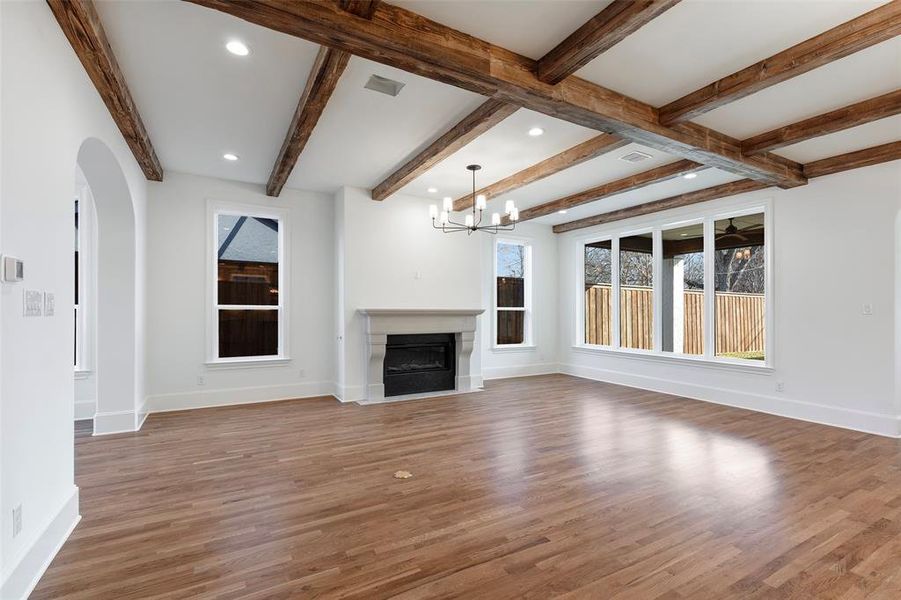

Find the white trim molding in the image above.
[
  {"left": 0, "top": 486, "right": 80, "bottom": 600},
  {"left": 146, "top": 380, "right": 335, "bottom": 413},
  {"left": 483, "top": 363, "right": 560, "bottom": 380},
  {"left": 562, "top": 364, "right": 901, "bottom": 438},
  {"left": 93, "top": 409, "right": 139, "bottom": 435}
]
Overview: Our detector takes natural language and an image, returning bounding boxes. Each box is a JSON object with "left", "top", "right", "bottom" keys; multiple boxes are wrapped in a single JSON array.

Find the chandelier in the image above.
[{"left": 430, "top": 165, "right": 519, "bottom": 234}]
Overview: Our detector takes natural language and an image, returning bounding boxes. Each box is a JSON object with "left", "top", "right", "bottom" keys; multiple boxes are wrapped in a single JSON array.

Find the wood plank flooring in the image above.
[{"left": 32, "top": 374, "right": 901, "bottom": 599}]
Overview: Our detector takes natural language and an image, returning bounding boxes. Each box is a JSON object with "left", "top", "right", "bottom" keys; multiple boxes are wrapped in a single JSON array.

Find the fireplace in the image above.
[
  {"left": 358, "top": 308, "right": 483, "bottom": 404},
  {"left": 383, "top": 334, "right": 456, "bottom": 396}
]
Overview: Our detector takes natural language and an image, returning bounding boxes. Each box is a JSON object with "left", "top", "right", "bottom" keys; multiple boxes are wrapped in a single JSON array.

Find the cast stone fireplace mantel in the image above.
[{"left": 358, "top": 308, "right": 484, "bottom": 404}]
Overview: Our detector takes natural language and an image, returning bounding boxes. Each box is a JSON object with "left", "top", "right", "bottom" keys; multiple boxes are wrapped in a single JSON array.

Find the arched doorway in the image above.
[{"left": 76, "top": 138, "right": 140, "bottom": 435}]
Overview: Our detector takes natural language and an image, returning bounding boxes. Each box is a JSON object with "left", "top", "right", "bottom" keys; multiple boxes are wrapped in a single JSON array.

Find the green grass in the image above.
[{"left": 719, "top": 351, "right": 765, "bottom": 361}]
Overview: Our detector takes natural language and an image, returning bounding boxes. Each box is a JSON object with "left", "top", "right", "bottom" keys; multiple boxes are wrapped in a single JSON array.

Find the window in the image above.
[
  {"left": 662, "top": 223, "right": 704, "bottom": 355},
  {"left": 495, "top": 240, "right": 530, "bottom": 346},
  {"left": 584, "top": 240, "right": 612, "bottom": 345},
  {"left": 74, "top": 197, "right": 81, "bottom": 367},
  {"left": 714, "top": 213, "right": 765, "bottom": 361},
  {"left": 213, "top": 210, "right": 284, "bottom": 360},
  {"left": 619, "top": 232, "right": 653, "bottom": 350},
  {"left": 580, "top": 203, "right": 769, "bottom": 366}
]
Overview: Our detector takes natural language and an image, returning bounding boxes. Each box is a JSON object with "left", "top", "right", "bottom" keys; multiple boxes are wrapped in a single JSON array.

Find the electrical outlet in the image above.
[
  {"left": 197, "top": 375, "right": 206, "bottom": 386},
  {"left": 12, "top": 504, "right": 22, "bottom": 537},
  {"left": 862, "top": 303, "right": 873, "bottom": 316},
  {"left": 775, "top": 381, "right": 785, "bottom": 393}
]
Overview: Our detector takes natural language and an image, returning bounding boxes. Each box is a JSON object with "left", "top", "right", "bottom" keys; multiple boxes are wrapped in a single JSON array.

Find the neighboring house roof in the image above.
[{"left": 218, "top": 215, "right": 278, "bottom": 263}]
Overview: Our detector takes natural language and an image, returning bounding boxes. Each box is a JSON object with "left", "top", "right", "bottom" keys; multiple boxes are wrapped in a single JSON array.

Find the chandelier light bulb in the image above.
[
  {"left": 439, "top": 210, "right": 449, "bottom": 224},
  {"left": 504, "top": 200, "right": 515, "bottom": 215},
  {"left": 429, "top": 204, "right": 438, "bottom": 219},
  {"left": 476, "top": 194, "right": 487, "bottom": 210},
  {"left": 491, "top": 212, "right": 501, "bottom": 226},
  {"left": 510, "top": 207, "right": 520, "bottom": 222},
  {"left": 464, "top": 214, "right": 474, "bottom": 227},
  {"left": 442, "top": 197, "right": 453, "bottom": 212}
]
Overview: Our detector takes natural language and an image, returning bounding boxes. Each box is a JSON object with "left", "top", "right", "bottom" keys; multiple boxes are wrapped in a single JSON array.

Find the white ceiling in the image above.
[
  {"left": 95, "top": 0, "right": 321, "bottom": 185},
  {"left": 390, "top": 0, "right": 609, "bottom": 60},
  {"left": 397, "top": 108, "right": 598, "bottom": 200},
  {"left": 576, "top": 0, "right": 887, "bottom": 107},
  {"left": 694, "top": 38, "right": 901, "bottom": 141},
  {"left": 286, "top": 56, "right": 484, "bottom": 193},
  {"left": 97, "top": 0, "right": 899, "bottom": 226}
]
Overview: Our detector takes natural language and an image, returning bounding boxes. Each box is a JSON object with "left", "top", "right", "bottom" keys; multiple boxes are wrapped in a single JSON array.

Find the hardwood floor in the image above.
[{"left": 33, "top": 375, "right": 901, "bottom": 599}]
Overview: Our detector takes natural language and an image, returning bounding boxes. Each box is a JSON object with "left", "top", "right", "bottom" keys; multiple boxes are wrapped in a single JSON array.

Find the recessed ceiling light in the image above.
[
  {"left": 223, "top": 153, "right": 239, "bottom": 161},
  {"left": 427, "top": 187, "right": 438, "bottom": 193},
  {"left": 683, "top": 172, "right": 698, "bottom": 179},
  {"left": 226, "top": 40, "right": 249, "bottom": 56},
  {"left": 528, "top": 127, "right": 544, "bottom": 137},
  {"left": 557, "top": 210, "right": 567, "bottom": 214}
]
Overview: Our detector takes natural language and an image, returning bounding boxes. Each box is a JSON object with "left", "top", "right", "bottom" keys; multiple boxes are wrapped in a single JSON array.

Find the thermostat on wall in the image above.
[{"left": 2, "top": 256, "right": 24, "bottom": 282}]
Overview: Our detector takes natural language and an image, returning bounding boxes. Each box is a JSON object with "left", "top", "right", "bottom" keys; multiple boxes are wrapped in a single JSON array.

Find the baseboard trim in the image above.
[
  {"left": 333, "top": 383, "right": 364, "bottom": 403},
  {"left": 562, "top": 363, "right": 901, "bottom": 438},
  {"left": 482, "top": 363, "right": 560, "bottom": 381},
  {"left": 0, "top": 486, "right": 80, "bottom": 600},
  {"left": 93, "top": 409, "right": 137, "bottom": 435},
  {"left": 146, "top": 381, "right": 336, "bottom": 414},
  {"left": 74, "top": 400, "right": 95, "bottom": 421}
]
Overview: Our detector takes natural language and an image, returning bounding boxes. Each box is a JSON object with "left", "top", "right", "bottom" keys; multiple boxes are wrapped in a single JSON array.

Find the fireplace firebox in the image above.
[{"left": 383, "top": 333, "right": 456, "bottom": 396}]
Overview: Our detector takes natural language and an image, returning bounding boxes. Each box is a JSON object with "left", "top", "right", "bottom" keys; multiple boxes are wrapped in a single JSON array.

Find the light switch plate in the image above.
[
  {"left": 44, "top": 292, "right": 55, "bottom": 316},
  {"left": 24, "top": 290, "right": 42, "bottom": 317}
]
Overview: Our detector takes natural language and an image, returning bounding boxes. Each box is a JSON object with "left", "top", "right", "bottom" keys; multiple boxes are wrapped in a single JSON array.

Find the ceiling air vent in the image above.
[
  {"left": 619, "top": 150, "right": 653, "bottom": 163},
  {"left": 364, "top": 74, "right": 405, "bottom": 97}
]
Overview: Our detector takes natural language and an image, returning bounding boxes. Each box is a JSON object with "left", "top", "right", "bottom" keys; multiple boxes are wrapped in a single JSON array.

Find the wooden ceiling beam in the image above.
[
  {"left": 185, "top": 0, "right": 805, "bottom": 189},
  {"left": 660, "top": 1, "right": 901, "bottom": 124},
  {"left": 266, "top": 0, "right": 378, "bottom": 196},
  {"left": 452, "top": 134, "right": 629, "bottom": 211},
  {"left": 339, "top": 0, "right": 381, "bottom": 19},
  {"left": 552, "top": 179, "right": 771, "bottom": 233},
  {"left": 802, "top": 141, "right": 901, "bottom": 179},
  {"left": 372, "top": 98, "right": 518, "bottom": 201},
  {"left": 266, "top": 47, "right": 351, "bottom": 196},
  {"left": 742, "top": 90, "right": 901, "bottom": 155},
  {"left": 47, "top": 0, "right": 163, "bottom": 181},
  {"left": 509, "top": 159, "right": 706, "bottom": 223},
  {"left": 537, "top": 0, "right": 681, "bottom": 85},
  {"left": 553, "top": 140, "right": 901, "bottom": 234}
]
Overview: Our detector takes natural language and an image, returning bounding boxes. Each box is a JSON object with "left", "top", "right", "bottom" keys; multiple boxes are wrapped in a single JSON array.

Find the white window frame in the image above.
[
  {"left": 493, "top": 237, "right": 533, "bottom": 348},
  {"left": 207, "top": 200, "right": 289, "bottom": 365},
  {"left": 74, "top": 186, "right": 85, "bottom": 371},
  {"left": 659, "top": 218, "right": 705, "bottom": 356},
  {"left": 574, "top": 196, "right": 774, "bottom": 372}
]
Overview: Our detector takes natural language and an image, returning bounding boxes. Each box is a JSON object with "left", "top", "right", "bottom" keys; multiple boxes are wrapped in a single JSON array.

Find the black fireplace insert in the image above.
[{"left": 383, "top": 333, "right": 456, "bottom": 396}]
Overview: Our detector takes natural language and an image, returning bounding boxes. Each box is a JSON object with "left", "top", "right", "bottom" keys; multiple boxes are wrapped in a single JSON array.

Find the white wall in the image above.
[
  {"left": 480, "top": 221, "right": 559, "bottom": 380},
  {"left": 557, "top": 163, "right": 901, "bottom": 437},
  {"left": 334, "top": 187, "right": 485, "bottom": 401},
  {"left": 144, "top": 172, "right": 335, "bottom": 412},
  {"left": 0, "top": 2, "right": 149, "bottom": 597}
]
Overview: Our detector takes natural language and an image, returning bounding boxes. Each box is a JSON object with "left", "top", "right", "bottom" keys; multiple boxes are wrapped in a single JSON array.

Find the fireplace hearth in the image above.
[{"left": 383, "top": 334, "right": 455, "bottom": 396}]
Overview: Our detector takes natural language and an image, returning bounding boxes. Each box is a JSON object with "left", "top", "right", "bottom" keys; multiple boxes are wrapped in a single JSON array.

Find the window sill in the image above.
[
  {"left": 571, "top": 344, "right": 773, "bottom": 375},
  {"left": 205, "top": 357, "right": 292, "bottom": 370},
  {"left": 491, "top": 344, "right": 537, "bottom": 353},
  {"left": 74, "top": 369, "right": 92, "bottom": 380}
]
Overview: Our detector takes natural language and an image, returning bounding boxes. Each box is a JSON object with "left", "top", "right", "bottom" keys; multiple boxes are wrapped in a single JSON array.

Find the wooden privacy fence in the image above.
[{"left": 585, "top": 285, "right": 764, "bottom": 354}]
